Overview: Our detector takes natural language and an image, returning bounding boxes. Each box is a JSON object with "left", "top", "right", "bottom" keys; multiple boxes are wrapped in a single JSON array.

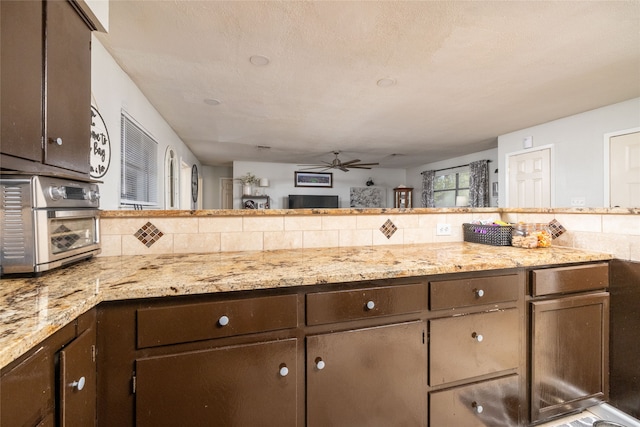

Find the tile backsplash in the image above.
[{"left": 99, "top": 210, "right": 640, "bottom": 262}]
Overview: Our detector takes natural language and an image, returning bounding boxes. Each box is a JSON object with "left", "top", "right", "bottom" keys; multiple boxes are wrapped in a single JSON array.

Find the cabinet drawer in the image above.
[
  {"left": 430, "top": 374, "right": 520, "bottom": 427},
  {"left": 306, "top": 283, "right": 426, "bottom": 326},
  {"left": 137, "top": 294, "right": 298, "bottom": 348},
  {"left": 430, "top": 309, "right": 519, "bottom": 386},
  {"left": 430, "top": 274, "right": 519, "bottom": 310},
  {"left": 532, "top": 263, "right": 609, "bottom": 296}
]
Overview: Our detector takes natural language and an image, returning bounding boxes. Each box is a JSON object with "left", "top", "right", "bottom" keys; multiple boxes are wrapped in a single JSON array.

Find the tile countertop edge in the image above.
[{"left": 0, "top": 243, "right": 613, "bottom": 369}]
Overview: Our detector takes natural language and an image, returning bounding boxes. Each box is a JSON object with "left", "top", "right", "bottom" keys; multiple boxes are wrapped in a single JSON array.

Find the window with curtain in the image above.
[
  {"left": 120, "top": 112, "right": 158, "bottom": 207},
  {"left": 433, "top": 167, "right": 470, "bottom": 207}
]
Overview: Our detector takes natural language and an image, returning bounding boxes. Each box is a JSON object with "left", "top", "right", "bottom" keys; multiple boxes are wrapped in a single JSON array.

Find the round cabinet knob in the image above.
[
  {"left": 366, "top": 300, "right": 375, "bottom": 310},
  {"left": 475, "top": 289, "right": 485, "bottom": 297},
  {"left": 279, "top": 365, "right": 289, "bottom": 377},
  {"left": 218, "top": 315, "right": 230, "bottom": 326},
  {"left": 50, "top": 137, "right": 63, "bottom": 146},
  {"left": 315, "top": 358, "right": 325, "bottom": 370},
  {"left": 472, "top": 401, "right": 484, "bottom": 414},
  {"left": 71, "top": 376, "right": 86, "bottom": 391},
  {"left": 85, "top": 190, "right": 100, "bottom": 202},
  {"left": 472, "top": 332, "right": 484, "bottom": 342},
  {"left": 48, "top": 186, "right": 66, "bottom": 200}
]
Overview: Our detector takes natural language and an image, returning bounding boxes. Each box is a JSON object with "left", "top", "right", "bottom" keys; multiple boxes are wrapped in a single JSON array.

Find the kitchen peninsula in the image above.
[{"left": 1, "top": 226, "right": 614, "bottom": 426}]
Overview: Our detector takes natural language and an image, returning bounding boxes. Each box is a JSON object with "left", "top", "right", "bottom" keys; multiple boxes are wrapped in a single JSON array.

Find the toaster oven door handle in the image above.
[{"left": 45, "top": 209, "right": 100, "bottom": 220}]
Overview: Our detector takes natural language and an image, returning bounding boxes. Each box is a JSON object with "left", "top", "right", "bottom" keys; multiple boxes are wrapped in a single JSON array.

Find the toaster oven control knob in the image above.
[
  {"left": 86, "top": 190, "right": 100, "bottom": 202},
  {"left": 48, "top": 186, "right": 66, "bottom": 200}
]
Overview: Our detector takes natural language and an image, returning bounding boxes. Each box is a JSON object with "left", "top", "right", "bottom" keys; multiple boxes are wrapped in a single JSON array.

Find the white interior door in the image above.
[
  {"left": 220, "top": 178, "right": 233, "bottom": 209},
  {"left": 507, "top": 148, "right": 551, "bottom": 207},
  {"left": 610, "top": 131, "right": 640, "bottom": 208}
]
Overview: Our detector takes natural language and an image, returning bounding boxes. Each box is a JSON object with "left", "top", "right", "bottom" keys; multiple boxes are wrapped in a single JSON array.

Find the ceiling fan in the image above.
[{"left": 298, "top": 152, "right": 379, "bottom": 172}]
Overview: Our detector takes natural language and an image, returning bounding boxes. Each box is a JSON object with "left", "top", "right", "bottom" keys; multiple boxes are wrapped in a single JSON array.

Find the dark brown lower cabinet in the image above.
[
  {"left": 530, "top": 292, "right": 609, "bottom": 422},
  {"left": 135, "top": 338, "right": 298, "bottom": 427},
  {"left": 306, "top": 321, "right": 426, "bottom": 427},
  {"left": 429, "top": 374, "right": 520, "bottom": 426}
]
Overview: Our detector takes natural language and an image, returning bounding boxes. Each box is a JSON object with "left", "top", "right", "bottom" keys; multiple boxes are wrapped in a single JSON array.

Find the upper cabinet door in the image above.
[
  {"left": 45, "top": 0, "right": 92, "bottom": 174},
  {"left": 0, "top": 0, "right": 44, "bottom": 162}
]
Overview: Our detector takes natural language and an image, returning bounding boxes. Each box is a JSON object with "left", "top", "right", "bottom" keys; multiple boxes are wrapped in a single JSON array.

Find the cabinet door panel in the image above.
[
  {"left": 0, "top": 0, "right": 43, "bottom": 161},
  {"left": 59, "top": 327, "right": 97, "bottom": 427},
  {"left": 430, "top": 374, "right": 520, "bottom": 427},
  {"left": 1, "top": 347, "right": 52, "bottom": 427},
  {"left": 531, "top": 292, "right": 609, "bottom": 422},
  {"left": 430, "top": 309, "right": 519, "bottom": 386},
  {"left": 44, "top": 0, "right": 91, "bottom": 173},
  {"left": 135, "top": 338, "right": 297, "bottom": 427},
  {"left": 307, "top": 321, "right": 426, "bottom": 427}
]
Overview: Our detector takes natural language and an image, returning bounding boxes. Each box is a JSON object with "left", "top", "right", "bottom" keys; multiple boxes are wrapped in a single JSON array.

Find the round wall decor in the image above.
[{"left": 90, "top": 105, "right": 111, "bottom": 179}]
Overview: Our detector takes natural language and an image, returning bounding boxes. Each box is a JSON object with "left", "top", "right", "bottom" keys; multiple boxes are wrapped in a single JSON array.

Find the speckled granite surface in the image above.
[{"left": 0, "top": 242, "right": 612, "bottom": 369}]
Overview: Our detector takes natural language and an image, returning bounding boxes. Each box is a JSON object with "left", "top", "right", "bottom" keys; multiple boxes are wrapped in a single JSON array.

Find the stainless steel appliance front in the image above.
[{"left": 1, "top": 175, "right": 100, "bottom": 274}]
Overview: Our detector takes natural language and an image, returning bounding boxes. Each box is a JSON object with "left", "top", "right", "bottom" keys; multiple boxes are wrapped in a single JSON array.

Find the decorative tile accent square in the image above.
[
  {"left": 379, "top": 219, "right": 398, "bottom": 239},
  {"left": 134, "top": 222, "right": 164, "bottom": 247},
  {"left": 548, "top": 219, "right": 567, "bottom": 239}
]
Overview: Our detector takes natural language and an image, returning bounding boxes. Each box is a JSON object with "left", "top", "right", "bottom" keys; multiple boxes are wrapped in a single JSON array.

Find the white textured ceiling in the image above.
[{"left": 96, "top": 1, "right": 640, "bottom": 168}]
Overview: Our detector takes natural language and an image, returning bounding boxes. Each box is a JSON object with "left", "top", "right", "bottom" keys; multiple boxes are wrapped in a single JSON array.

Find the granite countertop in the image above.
[{"left": 0, "top": 242, "right": 612, "bottom": 369}]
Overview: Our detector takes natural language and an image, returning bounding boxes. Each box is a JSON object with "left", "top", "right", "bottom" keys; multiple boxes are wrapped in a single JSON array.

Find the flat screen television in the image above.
[{"left": 288, "top": 195, "right": 339, "bottom": 209}]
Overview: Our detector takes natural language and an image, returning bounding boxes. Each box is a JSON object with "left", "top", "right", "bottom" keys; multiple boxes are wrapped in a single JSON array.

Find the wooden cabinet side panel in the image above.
[
  {"left": 530, "top": 292, "right": 610, "bottom": 422},
  {"left": 135, "top": 339, "right": 298, "bottom": 427},
  {"left": 0, "top": 0, "right": 43, "bottom": 161}
]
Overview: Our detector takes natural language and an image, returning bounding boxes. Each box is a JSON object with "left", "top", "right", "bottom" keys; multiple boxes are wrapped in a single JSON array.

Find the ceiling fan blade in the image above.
[
  {"left": 340, "top": 159, "right": 361, "bottom": 166},
  {"left": 339, "top": 166, "right": 350, "bottom": 172}
]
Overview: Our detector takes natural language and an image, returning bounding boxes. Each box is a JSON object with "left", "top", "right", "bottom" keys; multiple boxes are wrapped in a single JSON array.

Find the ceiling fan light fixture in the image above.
[
  {"left": 376, "top": 77, "right": 396, "bottom": 87},
  {"left": 250, "top": 55, "right": 270, "bottom": 66}
]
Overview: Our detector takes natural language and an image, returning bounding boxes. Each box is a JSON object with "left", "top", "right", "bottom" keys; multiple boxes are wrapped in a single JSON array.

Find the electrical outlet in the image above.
[
  {"left": 436, "top": 223, "right": 452, "bottom": 236},
  {"left": 571, "top": 197, "right": 586, "bottom": 207}
]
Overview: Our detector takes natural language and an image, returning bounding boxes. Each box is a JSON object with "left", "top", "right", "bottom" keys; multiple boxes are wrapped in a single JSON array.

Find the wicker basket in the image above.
[{"left": 462, "top": 223, "right": 513, "bottom": 246}]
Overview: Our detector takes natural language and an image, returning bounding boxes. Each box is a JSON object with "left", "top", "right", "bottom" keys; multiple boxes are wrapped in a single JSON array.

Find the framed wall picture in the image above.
[{"left": 294, "top": 171, "right": 333, "bottom": 188}]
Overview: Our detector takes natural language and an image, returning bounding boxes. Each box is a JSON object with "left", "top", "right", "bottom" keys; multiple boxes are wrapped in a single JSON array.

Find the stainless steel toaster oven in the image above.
[{"left": 1, "top": 175, "right": 101, "bottom": 274}]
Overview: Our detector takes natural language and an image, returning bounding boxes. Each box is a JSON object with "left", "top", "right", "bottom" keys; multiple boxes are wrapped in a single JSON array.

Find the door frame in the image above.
[
  {"left": 603, "top": 127, "right": 640, "bottom": 208},
  {"left": 504, "top": 144, "right": 554, "bottom": 207}
]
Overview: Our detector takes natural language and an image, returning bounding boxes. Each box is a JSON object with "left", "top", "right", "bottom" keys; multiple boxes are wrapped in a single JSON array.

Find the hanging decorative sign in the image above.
[{"left": 90, "top": 105, "right": 111, "bottom": 179}]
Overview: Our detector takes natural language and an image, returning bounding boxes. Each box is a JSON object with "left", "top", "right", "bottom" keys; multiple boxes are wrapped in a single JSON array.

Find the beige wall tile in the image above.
[
  {"left": 220, "top": 231, "right": 264, "bottom": 252},
  {"left": 98, "top": 234, "right": 122, "bottom": 257},
  {"left": 602, "top": 215, "right": 640, "bottom": 236},
  {"left": 100, "top": 217, "right": 149, "bottom": 235},
  {"left": 339, "top": 229, "right": 373, "bottom": 247},
  {"left": 303, "top": 230, "right": 339, "bottom": 248},
  {"left": 322, "top": 215, "right": 357, "bottom": 230},
  {"left": 264, "top": 231, "right": 303, "bottom": 250},
  {"left": 284, "top": 215, "right": 322, "bottom": 231},
  {"left": 356, "top": 215, "right": 388, "bottom": 230},
  {"left": 500, "top": 212, "right": 519, "bottom": 223},
  {"left": 515, "top": 213, "right": 555, "bottom": 224},
  {"left": 554, "top": 214, "right": 602, "bottom": 233},
  {"left": 122, "top": 234, "right": 174, "bottom": 256},
  {"left": 174, "top": 233, "right": 221, "bottom": 254},
  {"left": 403, "top": 228, "right": 434, "bottom": 244},
  {"left": 418, "top": 214, "right": 447, "bottom": 229},
  {"left": 198, "top": 217, "right": 243, "bottom": 233},
  {"left": 386, "top": 214, "right": 420, "bottom": 229},
  {"left": 372, "top": 228, "right": 404, "bottom": 246},
  {"left": 572, "top": 231, "right": 626, "bottom": 259},
  {"left": 243, "top": 216, "right": 284, "bottom": 232},
  {"left": 151, "top": 217, "right": 198, "bottom": 234}
]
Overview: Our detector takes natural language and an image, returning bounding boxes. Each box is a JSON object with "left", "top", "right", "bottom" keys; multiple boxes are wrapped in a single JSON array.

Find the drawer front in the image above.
[
  {"left": 306, "top": 283, "right": 426, "bottom": 326},
  {"left": 430, "top": 374, "right": 520, "bottom": 427},
  {"left": 430, "top": 274, "right": 519, "bottom": 310},
  {"left": 137, "top": 294, "right": 298, "bottom": 348},
  {"left": 532, "top": 263, "right": 609, "bottom": 296},
  {"left": 429, "top": 309, "right": 519, "bottom": 386}
]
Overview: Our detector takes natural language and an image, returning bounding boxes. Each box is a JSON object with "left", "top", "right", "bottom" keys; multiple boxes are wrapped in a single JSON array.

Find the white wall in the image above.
[
  {"left": 406, "top": 148, "right": 499, "bottom": 207},
  {"left": 233, "top": 161, "right": 407, "bottom": 209},
  {"left": 91, "top": 36, "right": 201, "bottom": 210},
  {"left": 497, "top": 98, "right": 640, "bottom": 208}
]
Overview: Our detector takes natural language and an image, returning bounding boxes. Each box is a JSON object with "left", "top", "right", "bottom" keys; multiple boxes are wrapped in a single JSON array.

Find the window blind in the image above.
[{"left": 120, "top": 113, "right": 158, "bottom": 206}]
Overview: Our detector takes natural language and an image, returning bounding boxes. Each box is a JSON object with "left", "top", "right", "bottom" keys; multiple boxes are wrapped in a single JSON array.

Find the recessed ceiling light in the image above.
[
  {"left": 203, "top": 98, "right": 221, "bottom": 106},
  {"left": 377, "top": 78, "right": 396, "bottom": 87},
  {"left": 250, "top": 55, "right": 270, "bottom": 66}
]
